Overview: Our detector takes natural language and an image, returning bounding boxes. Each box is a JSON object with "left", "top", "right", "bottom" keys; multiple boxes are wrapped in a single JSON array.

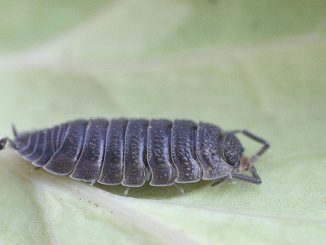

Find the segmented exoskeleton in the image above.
[{"left": 0, "top": 119, "right": 270, "bottom": 191}]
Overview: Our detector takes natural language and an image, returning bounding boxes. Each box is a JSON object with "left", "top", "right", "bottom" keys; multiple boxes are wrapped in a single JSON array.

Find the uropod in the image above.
[{"left": 0, "top": 119, "right": 270, "bottom": 194}]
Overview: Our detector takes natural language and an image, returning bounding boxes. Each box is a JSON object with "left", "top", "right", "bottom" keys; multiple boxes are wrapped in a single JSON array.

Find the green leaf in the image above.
[{"left": 0, "top": 0, "right": 325, "bottom": 244}]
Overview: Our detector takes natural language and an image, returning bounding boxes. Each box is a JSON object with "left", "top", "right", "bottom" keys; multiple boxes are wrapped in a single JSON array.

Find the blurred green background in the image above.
[{"left": 0, "top": 0, "right": 325, "bottom": 244}]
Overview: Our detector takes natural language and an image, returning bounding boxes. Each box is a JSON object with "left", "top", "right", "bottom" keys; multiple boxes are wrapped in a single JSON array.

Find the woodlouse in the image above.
[{"left": 0, "top": 119, "right": 270, "bottom": 193}]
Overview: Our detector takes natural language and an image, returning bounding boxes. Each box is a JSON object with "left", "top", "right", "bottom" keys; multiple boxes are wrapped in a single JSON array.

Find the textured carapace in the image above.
[{"left": 0, "top": 119, "right": 270, "bottom": 187}]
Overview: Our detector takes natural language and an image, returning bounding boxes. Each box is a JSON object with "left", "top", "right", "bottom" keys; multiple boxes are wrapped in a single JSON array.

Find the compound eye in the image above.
[{"left": 222, "top": 134, "right": 244, "bottom": 166}]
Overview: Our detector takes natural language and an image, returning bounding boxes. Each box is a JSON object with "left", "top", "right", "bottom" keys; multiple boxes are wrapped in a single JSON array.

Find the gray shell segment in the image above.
[
  {"left": 50, "top": 126, "right": 59, "bottom": 154},
  {"left": 44, "top": 120, "right": 88, "bottom": 175},
  {"left": 33, "top": 129, "right": 53, "bottom": 167},
  {"left": 70, "top": 119, "right": 108, "bottom": 183},
  {"left": 98, "top": 118, "right": 128, "bottom": 185},
  {"left": 171, "top": 120, "right": 202, "bottom": 183},
  {"left": 196, "top": 122, "right": 232, "bottom": 180},
  {"left": 25, "top": 131, "right": 45, "bottom": 162},
  {"left": 20, "top": 132, "right": 39, "bottom": 159},
  {"left": 147, "top": 119, "right": 176, "bottom": 186},
  {"left": 15, "top": 133, "right": 31, "bottom": 152},
  {"left": 16, "top": 133, "right": 32, "bottom": 155},
  {"left": 56, "top": 123, "right": 68, "bottom": 151},
  {"left": 121, "top": 119, "right": 148, "bottom": 187}
]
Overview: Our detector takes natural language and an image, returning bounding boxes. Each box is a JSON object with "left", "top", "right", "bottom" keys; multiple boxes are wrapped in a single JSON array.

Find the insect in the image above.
[{"left": 0, "top": 119, "right": 270, "bottom": 194}]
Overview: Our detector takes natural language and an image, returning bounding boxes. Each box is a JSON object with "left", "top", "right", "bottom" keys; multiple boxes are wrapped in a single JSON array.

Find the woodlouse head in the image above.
[{"left": 220, "top": 133, "right": 244, "bottom": 168}]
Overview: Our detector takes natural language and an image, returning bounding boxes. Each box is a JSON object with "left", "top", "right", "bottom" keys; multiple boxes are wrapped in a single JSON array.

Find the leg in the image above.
[
  {"left": 174, "top": 184, "right": 185, "bottom": 195},
  {"left": 232, "top": 129, "right": 270, "bottom": 165},
  {"left": 230, "top": 166, "right": 262, "bottom": 184},
  {"left": 124, "top": 187, "right": 130, "bottom": 197},
  {"left": 145, "top": 167, "right": 151, "bottom": 182},
  {"left": 210, "top": 175, "right": 229, "bottom": 187}
]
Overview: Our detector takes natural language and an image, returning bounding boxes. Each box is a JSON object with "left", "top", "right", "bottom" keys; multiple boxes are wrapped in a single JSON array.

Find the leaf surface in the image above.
[{"left": 0, "top": 1, "right": 325, "bottom": 244}]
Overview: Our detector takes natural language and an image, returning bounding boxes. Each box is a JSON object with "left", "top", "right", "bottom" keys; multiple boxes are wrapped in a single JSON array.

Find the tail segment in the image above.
[
  {"left": 0, "top": 138, "right": 8, "bottom": 151},
  {"left": 12, "top": 124, "right": 18, "bottom": 138},
  {"left": 0, "top": 137, "right": 17, "bottom": 151},
  {"left": 0, "top": 125, "right": 19, "bottom": 151}
]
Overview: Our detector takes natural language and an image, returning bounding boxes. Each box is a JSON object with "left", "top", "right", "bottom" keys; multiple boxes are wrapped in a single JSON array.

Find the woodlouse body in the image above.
[{"left": 0, "top": 118, "right": 270, "bottom": 187}]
